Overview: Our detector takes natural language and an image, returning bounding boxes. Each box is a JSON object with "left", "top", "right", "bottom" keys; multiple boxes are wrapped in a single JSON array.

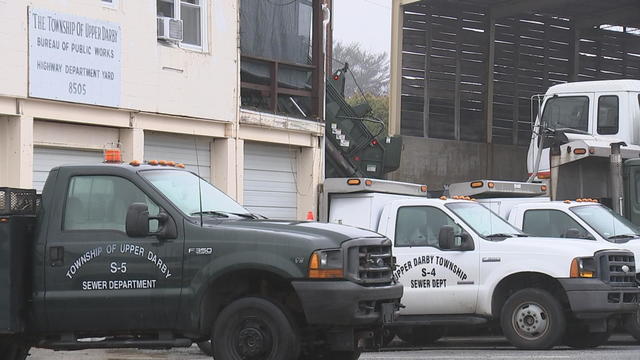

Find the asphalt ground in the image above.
[{"left": 28, "top": 335, "right": 640, "bottom": 360}]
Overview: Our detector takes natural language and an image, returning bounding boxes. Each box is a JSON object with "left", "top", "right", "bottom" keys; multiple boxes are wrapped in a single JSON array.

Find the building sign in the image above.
[{"left": 28, "top": 8, "right": 121, "bottom": 107}]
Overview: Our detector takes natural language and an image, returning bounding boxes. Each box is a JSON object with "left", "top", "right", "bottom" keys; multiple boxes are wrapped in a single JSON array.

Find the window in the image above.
[
  {"left": 446, "top": 202, "right": 522, "bottom": 238},
  {"left": 64, "top": 176, "right": 159, "bottom": 232},
  {"left": 540, "top": 96, "right": 590, "bottom": 133},
  {"left": 394, "top": 206, "right": 460, "bottom": 248},
  {"left": 522, "top": 209, "right": 590, "bottom": 239},
  {"left": 571, "top": 205, "right": 640, "bottom": 241},
  {"left": 239, "top": 0, "right": 319, "bottom": 119},
  {"left": 597, "top": 95, "right": 619, "bottom": 135},
  {"left": 141, "top": 170, "right": 249, "bottom": 217},
  {"left": 157, "top": 0, "right": 206, "bottom": 49}
]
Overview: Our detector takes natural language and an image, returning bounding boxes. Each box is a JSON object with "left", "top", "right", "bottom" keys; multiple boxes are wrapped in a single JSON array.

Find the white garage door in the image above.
[
  {"left": 144, "top": 131, "right": 212, "bottom": 182},
  {"left": 244, "top": 142, "right": 298, "bottom": 220},
  {"left": 33, "top": 147, "right": 103, "bottom": 192}
]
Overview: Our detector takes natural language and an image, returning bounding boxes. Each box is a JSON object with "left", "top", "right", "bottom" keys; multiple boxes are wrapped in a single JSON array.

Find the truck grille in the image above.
[
  {"left": 598, "top": 251, "right": 636, "bottom": 287},
  {"left": 345, "top": 239, "right": 393, "bottom": 285}
]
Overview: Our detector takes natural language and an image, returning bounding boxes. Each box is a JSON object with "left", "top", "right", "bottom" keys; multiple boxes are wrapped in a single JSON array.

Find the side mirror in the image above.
[
  {"left": 438, "top": 225, "right": 455, "bottom": 250},
  {"left": 438, "top": 225, "right": 474, "bottom": 251},
  {"left": 126, "top": 203, "right": 178, "bottom": 240},
  {"left": 563, "top": 228, "right": 582, "bottom": 239},
  {"left": 126, "top": 203, "right": 150, "bottom": 238}
]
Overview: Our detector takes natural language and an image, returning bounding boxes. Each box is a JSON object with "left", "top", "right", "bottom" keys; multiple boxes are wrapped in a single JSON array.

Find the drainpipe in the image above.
[{"left": 610, "top": 142, "right": 626, "bottom": 216}]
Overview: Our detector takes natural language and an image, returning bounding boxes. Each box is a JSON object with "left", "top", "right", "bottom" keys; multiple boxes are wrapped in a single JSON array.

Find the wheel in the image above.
[
  {"left": 396, "top": 326, "right": 445, "bottom": 346},
  {"left": 500, "top": 288, "right": 565, "bottom": 349},
  {"left": 212, "top": 297, "right": 300, "bottom": 360},
  {"left": 197, "top": 340, "right": 212, "bottom": 356},
  {"left": 563, "top": 322, "right": 611, "bottom": 349},
  {"left": 0, "top": 337, "right": 29, "bottom": 360},
  {"left": 624, "top": 310, "right": 640, "bottom": 342}
]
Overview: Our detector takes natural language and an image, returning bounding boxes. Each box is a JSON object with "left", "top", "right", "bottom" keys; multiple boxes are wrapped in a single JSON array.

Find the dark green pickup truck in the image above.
[{"left": 0, "top": 163, "right": 402, "bottom": 360}]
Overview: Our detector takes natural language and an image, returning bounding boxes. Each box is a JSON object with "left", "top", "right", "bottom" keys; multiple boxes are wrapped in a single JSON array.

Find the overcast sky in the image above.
[{"left": 332, "top": 0, "right": 392, "bottom": 56}]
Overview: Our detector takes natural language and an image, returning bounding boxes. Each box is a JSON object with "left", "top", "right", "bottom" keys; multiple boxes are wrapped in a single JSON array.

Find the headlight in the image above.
[
  {"left": 570, "top": 257, "right": 597, "bottom": 278},
  {"left": 308, "top": 249, "right": 343, "bottom": 279}
]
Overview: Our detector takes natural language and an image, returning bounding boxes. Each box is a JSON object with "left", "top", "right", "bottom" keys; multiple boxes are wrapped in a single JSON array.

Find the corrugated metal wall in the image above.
[{"left": 400, "top": 0, "right": 640, "bottom": 146}]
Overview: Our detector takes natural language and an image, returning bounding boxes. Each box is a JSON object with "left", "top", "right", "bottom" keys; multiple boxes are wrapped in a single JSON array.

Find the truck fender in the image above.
[
  {"left": 190, "top": 250, "right": 305, "bottom": 330},
  {"left": 477, "top": 260, "right": 569, "bottom": 316}
]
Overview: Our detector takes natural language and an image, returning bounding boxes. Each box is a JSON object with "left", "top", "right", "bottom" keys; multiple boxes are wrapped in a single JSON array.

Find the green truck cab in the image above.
[{"left": 0, "top": 163, "right": 402, "bottom": 360}]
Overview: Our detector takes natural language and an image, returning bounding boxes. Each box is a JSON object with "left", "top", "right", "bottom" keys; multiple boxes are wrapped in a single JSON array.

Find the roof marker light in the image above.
[{"left": 129, "top": 160, "right": 141, "bottom": 167}]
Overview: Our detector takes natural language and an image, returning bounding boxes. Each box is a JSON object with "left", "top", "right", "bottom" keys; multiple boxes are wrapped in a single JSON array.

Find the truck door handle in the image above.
[{"left": 49, "top": 246, "right": 64, "bottom": 267}]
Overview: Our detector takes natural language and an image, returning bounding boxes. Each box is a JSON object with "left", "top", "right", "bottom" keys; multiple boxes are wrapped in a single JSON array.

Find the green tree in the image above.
[{"left": 332, "top": 41, "right": 389, "bottom": 97}]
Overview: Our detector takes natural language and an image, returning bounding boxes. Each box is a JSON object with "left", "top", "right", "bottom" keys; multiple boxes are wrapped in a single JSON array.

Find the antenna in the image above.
[{"left": 194, "top": 135, "right": 204, "bottom": 227}]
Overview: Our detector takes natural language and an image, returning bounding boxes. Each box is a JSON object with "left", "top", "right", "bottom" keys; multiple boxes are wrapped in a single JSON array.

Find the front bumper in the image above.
[
  {"left": 292, "top": 280, "right": 403, "bottom": 326},
  {"left": 559, "top": 278, "right": 640, "bottom": 318}
]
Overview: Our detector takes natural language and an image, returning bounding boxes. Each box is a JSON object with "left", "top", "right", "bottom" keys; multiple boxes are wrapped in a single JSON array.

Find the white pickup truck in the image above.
[
  {"left": 320, "top": 178, "right": 640, "bottom": 349},
  {"left": 494, "top": 198, "right": 640, "bottom": 341}
]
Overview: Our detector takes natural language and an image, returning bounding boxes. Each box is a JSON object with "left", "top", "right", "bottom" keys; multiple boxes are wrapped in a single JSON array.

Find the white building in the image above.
[{"left": 0, "top": 0, "right": 328, "bottom": 220}]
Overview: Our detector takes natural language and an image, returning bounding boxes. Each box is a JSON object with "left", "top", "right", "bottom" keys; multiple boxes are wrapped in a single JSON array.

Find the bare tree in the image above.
[{"left": 332, "top": 41, "right": 389, "bottom": 97}]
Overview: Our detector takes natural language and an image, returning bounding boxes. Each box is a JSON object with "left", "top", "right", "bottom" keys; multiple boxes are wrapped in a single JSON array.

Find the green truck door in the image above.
[{"left": 44, "top": 171, "right": 184, "bottom": 333}]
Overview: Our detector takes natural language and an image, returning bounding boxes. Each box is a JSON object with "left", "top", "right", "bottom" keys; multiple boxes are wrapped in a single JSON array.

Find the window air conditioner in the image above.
[{"left": 157, "top": 17, "right": 183, "bottom": 42}]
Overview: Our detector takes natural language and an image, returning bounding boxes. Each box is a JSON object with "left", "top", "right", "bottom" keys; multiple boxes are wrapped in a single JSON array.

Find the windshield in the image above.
[
  {"left": 446, "top": 202, "right": 524, "bottom": 238},
  {"left": 540, "top": 96, "right": 589, "bottom": 132},
  {"left": 141, "top": 170, "right": 250, "bottom": 217},
  {"left": 570, "top": 205, "right": 640, "bottom": 241}
]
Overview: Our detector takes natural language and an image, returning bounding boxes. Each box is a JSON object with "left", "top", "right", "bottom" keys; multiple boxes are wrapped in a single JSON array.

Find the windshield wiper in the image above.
[
  {"left": 190, "top": 211, "right": 229, "bottom": 218},
  {"left": 224, "top": 212, "right": 260, "bottom": 219},
  {"left": 608, "top": 234, "right": 639, "bottom": 240},
  {"left": 192, "top": 210, "right": 258, "bottom": 219},
  {"left": 485, "top": 233, "right": 516, "bottom": 239}
]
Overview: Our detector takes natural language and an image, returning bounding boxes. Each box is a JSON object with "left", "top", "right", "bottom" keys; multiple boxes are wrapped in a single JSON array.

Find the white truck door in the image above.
[{"left": 390, "top": 205, "right": 479, "bottom": 315}]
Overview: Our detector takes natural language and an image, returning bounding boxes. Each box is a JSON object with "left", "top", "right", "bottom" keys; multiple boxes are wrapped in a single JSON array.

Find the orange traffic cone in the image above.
[{"left": 306, "top": 211, "right": 315, "bottom": 221}]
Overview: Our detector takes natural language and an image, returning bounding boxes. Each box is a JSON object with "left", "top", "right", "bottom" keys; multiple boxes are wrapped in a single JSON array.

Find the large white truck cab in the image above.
[
  {"left": 528, "top": 79, "right": 640, "bottom": 178},
  {"left": 321, "top": 178, "right": 640, "bottom": 350}
]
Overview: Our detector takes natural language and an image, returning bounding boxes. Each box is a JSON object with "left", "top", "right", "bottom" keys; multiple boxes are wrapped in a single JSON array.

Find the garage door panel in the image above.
[
  {"left": 244, "top": 179, "right": 296, "bottom": 192},
  {"left": 33, "top": 147, "right": 103, "bottom": 192},
  {"left": 244, "top": 142, "right": 298, "bottom": 220},
  {"left": 144, "top": 132, "right": 212, "bottom": 182},
  {"left": 244, "top": 155, "right": 297, "bottom": 172},
  {"left": 250, "top": 207, "right": 297, "bottom": 220},
  {"left": 243, "top": 190, "right": 298, "bottom": 207},
  {"left": 244, "top": 169, "right": 296, "bottom": 184}
]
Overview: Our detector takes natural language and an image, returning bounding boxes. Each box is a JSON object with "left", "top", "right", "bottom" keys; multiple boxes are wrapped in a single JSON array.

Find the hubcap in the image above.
[
  {"left": 234, "top": 318, "right": 272, "bottom": 359},
  {"left": 512, "top": 302, "right": 549, "bottom": 340}
]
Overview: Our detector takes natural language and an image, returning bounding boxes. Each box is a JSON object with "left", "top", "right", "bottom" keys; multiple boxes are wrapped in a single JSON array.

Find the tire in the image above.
[
  {"left": 563, "top": 322, "right": 611, "bottom": 349},
  {"left": 623, "top": 310, "right": 640, "bottom": 342},
  {"left": 0, "top": 337, "right": 29, "bottom": 360},
  {"left": 197, "top": 340, "right": 213, "bottom": 356},
  {"left": 396, "top": 326, "right": 445, "bottom": 346},
  {"left": 212, "top": 297, "right": 300, "bottom": 360},
  {"left": 500, "top": 288, "right": 565, "bottom": 349}
]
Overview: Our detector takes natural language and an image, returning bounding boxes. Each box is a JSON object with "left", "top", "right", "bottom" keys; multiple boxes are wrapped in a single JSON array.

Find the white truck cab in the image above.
[
  {"left": 322, "top": 178, "right": 640, "bottom": 350},
  {"left": 528, "top": 79, "right": 640, "bottom": 178}
]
